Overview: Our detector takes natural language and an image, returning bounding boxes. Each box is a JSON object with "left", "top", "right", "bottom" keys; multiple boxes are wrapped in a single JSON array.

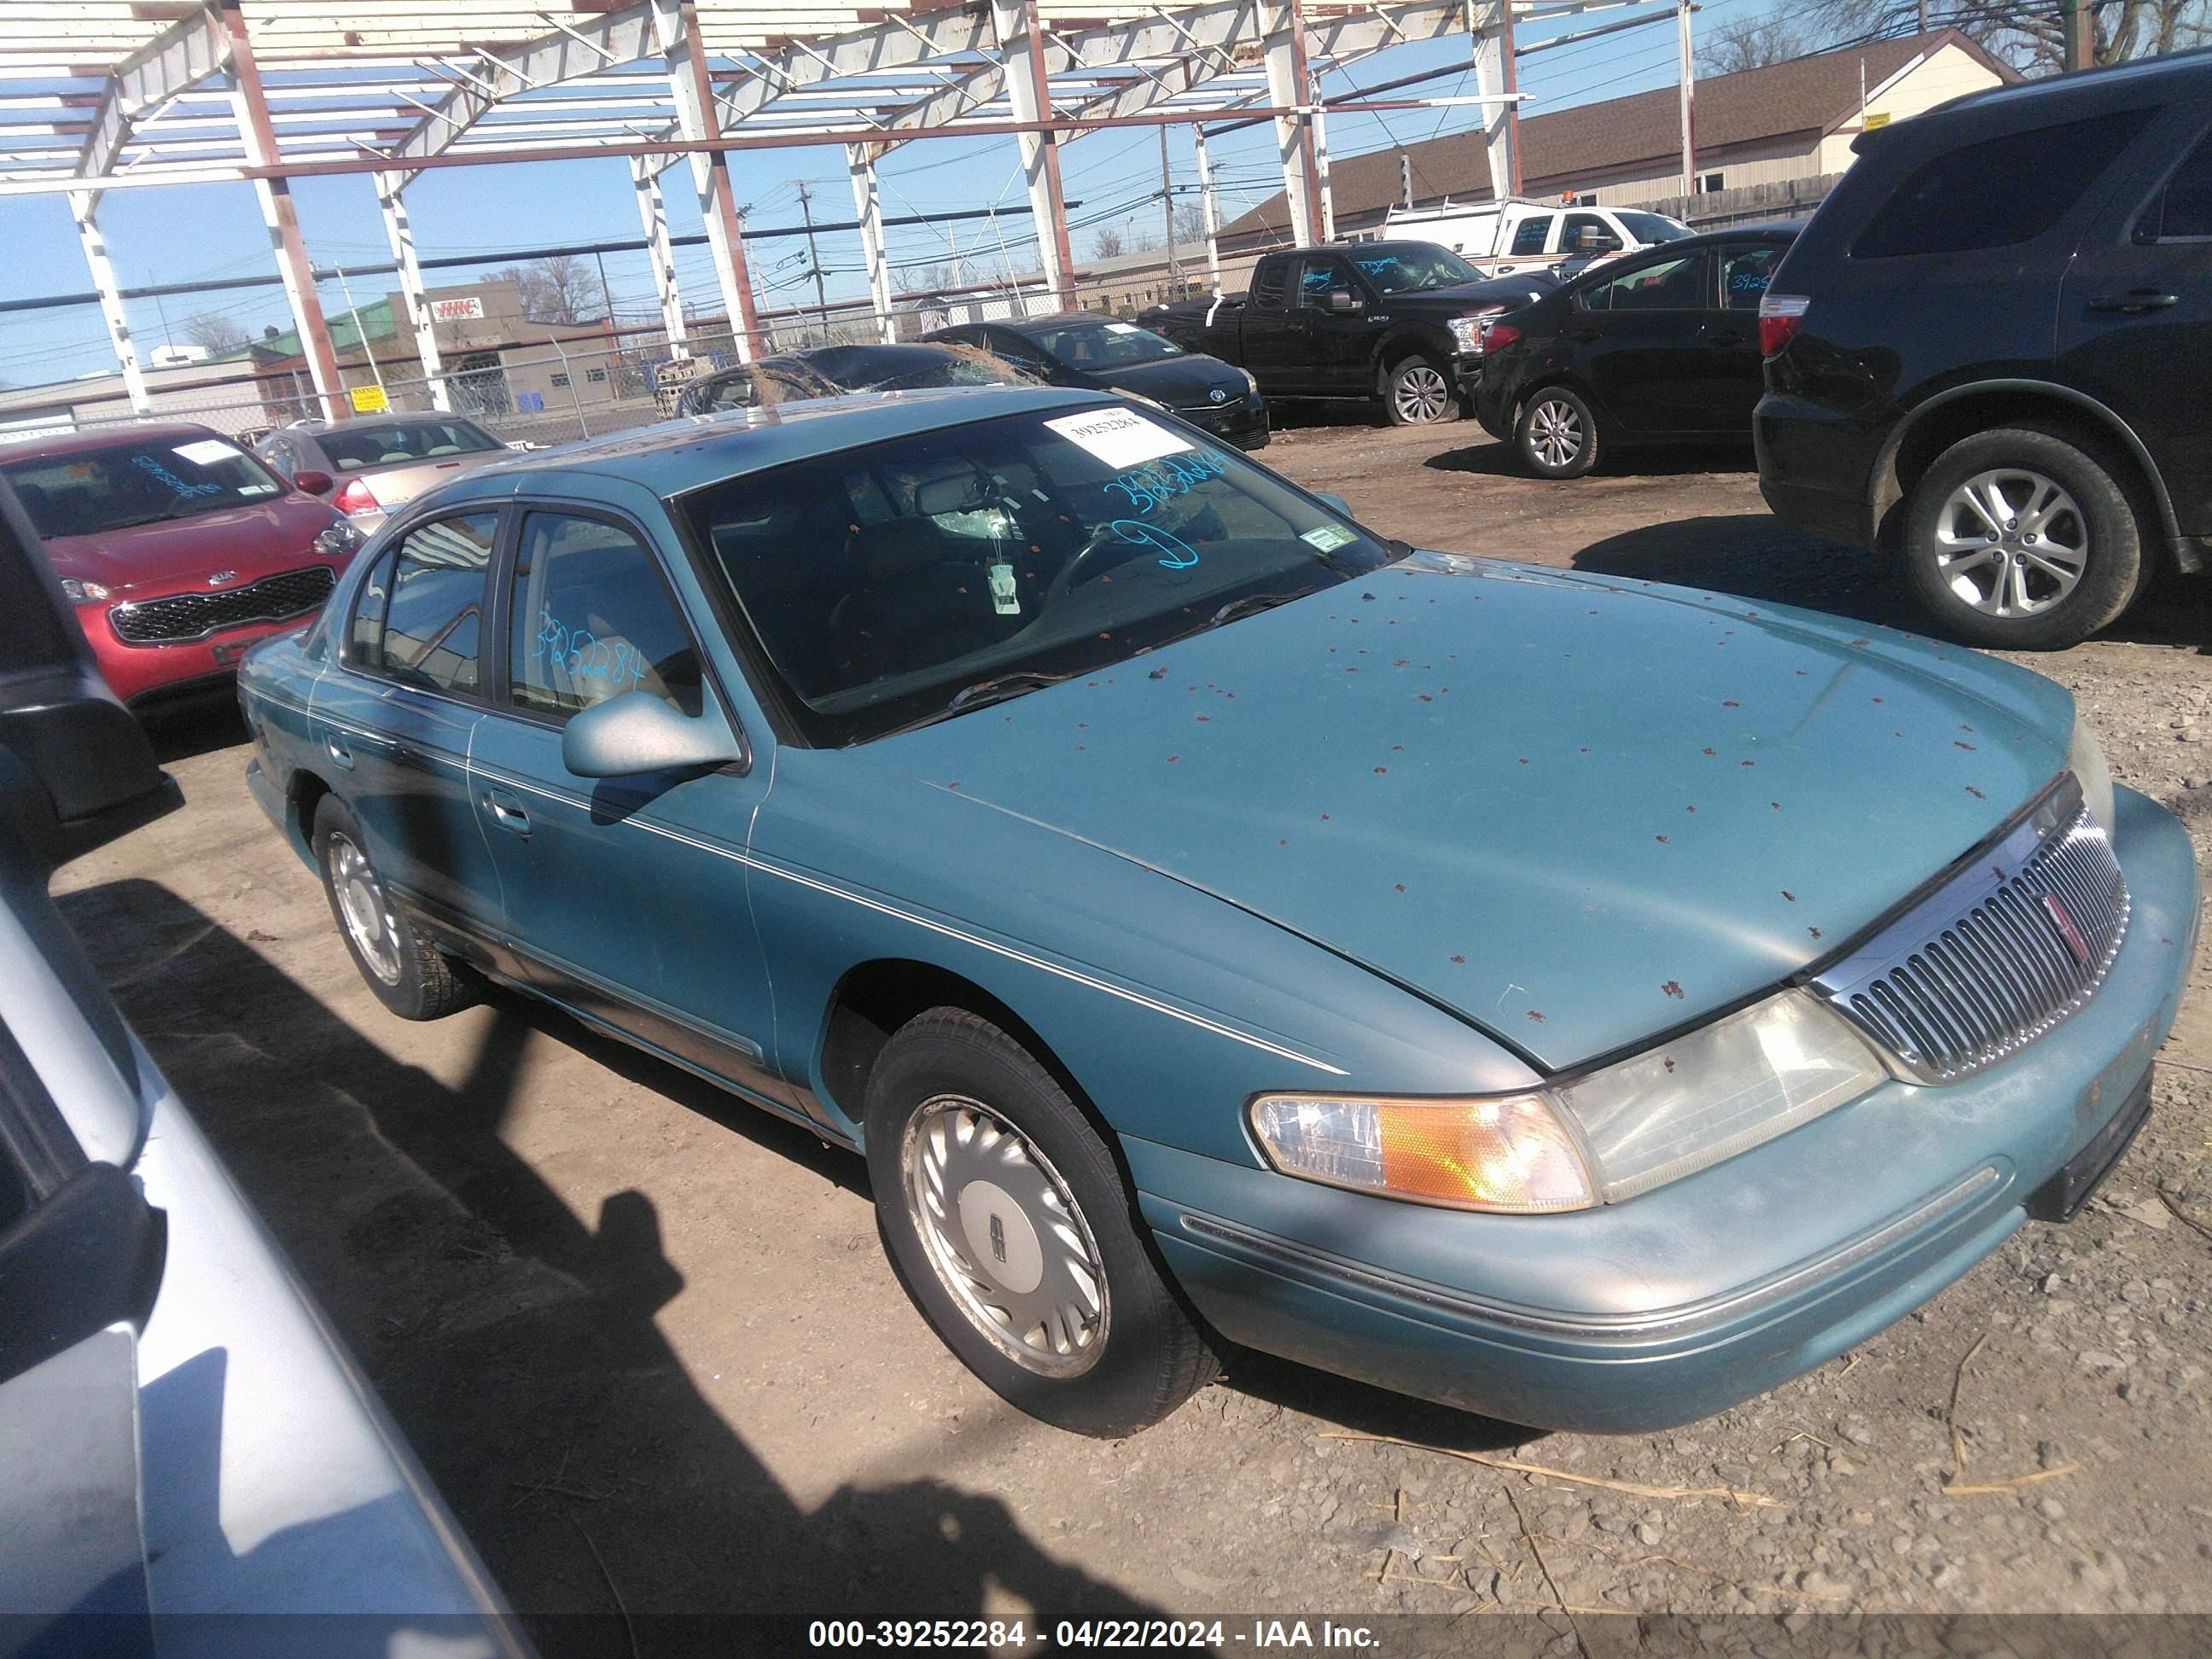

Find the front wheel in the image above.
[
  {"left": 865, "top": 1007, "right": 1218, "bottom": 1437},
  {"left": 1900, "top": 425, "right": 2144, "bottom": 649},
  {"left": 1516, "top": 385, "right": 1599, "bottom": 478},
  {"left": 1383, "top": 355, "right": 1458, "bottom": 427}
]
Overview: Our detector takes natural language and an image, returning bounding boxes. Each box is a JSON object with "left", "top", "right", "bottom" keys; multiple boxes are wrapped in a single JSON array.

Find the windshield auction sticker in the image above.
[{"left": 1045, "top": 408, "right": 1191, "bottom": 470}]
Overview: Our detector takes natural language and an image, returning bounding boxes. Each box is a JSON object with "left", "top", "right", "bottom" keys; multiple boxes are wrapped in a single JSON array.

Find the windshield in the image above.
[
  {"left": 1615, "top": 212, "right": 1690, "bottom": 244},
  {"left": 682, "top": 404, "right": 1393, "bottom": 745},
  {"left": 809, "top": 345, "right": 1026, "bottom": 393},
  {"left": 321, "top": 418, "right": 503, "bottom": 471},
  {"left": 1025, "top": 318, "right": 1182, "bottom": 370},
  {"left": 2, "top": 434, "right": 288, "bottom": 538},
  {"left": 1347, "top": 244, "right": 1483, "bottom": 294}
]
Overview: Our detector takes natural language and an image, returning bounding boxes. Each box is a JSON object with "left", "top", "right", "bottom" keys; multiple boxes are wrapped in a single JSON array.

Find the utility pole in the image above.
[
  {"left": 593, "top": 247, "right": 615, "bottom": 323},
  {"left": 2063, "top": 0, "right": 2092, "bottom": 69},
  {"left": 795, "top": 178, "right": 831, "bottom": 338},
  {"left": 1193, "top": 124, "right": 1223, "bottom": 295},
  {"left": 1160, "top": 123, "right": 1181, "bottom": 290}
]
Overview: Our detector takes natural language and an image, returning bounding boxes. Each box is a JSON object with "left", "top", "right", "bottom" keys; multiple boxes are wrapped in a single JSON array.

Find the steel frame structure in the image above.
[{"left": 3, "top": 0, "right": 1679, "bottom": 414}]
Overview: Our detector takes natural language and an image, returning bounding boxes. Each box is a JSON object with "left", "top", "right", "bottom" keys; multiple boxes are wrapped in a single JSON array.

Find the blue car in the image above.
[{"left": 237, "top": 385, "right": 2199, "bottom": 1439}]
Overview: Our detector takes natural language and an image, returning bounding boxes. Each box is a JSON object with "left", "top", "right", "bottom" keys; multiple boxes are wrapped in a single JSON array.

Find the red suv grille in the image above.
[{"left": 108, "top": 565, "right": 335, "bottom": 645}]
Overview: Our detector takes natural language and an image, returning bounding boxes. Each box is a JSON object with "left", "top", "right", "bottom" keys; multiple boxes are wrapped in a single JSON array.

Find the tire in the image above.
[
  {"left": 864, "top": 1007, "right": 1218, "bottom": 1438},
  {"left": 1382, "top": 354, "right": 1458, "bottom": 427},
  {"left": 1900, "top": 424, "right": 2145, "bottom": 650},
  {"left": 1516, "top": 384, "right": 1599, "bottom": 478},
  {"left": 311, "top": 794, "right": 480, "bottom": 1021}
]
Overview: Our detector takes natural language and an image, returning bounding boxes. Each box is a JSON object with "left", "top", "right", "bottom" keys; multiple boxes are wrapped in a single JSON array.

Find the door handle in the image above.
[
  {"left": 483, "top": 789, "right": 531, "bottom": 836},
  {"left": 2086, "top": 290, "right": 2178, "bottom": 314},
  {"left": 1708, "top": 329, "right": 1745, "bottom": 347},
  {"left": 1570, "top": 327, "right": 1600, "bottom": 344},
  {"left": 323, "top": 736, "right": 354, "bottom": 770}
]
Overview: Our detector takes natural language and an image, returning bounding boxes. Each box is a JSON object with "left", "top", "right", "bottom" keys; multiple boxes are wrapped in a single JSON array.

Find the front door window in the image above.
[{"left": 507, "top": 512, "right": 705, "bottom": 721}]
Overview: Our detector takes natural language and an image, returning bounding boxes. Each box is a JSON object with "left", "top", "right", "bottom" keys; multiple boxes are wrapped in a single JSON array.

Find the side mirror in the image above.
[
  {"left": 562, "top": 690, "right": 743, "bottom": 779},
  {"left": 293, "top": 469, "right": 333, "bottom": 496},
  {"left": 1314, "top": 492, "right": 1353, "bottom": 518},
  {"left": 1325, "top": 290, "right": 1365, "bottom": 315}
]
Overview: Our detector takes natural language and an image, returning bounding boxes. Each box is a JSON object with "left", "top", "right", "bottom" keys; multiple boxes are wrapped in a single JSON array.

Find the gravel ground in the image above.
[{"left": 49, "top": 416, "right": 2212, "bottom": 1651}]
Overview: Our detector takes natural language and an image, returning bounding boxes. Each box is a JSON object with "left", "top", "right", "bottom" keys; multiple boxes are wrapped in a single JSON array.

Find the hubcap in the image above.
[
  {"left": 1931, "top": 468, "right": 2087, "bottom": 618},
  {"left": 328, "top": 832, "right": 403, "bottom": 986},
  {"left": 904, "top": 1096, "right": 1109, "bottom": 1377},
  {"left": 1528, "top": 398, "right": 1583, "bottom": 469},
  {"left": 1394, "top": 364, "right": 1450, "bottom": 422}
]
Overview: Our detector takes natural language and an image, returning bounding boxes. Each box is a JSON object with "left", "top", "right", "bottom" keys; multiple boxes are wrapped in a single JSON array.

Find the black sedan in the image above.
[
  {"left": 925, "top": 312, "right": 1268, "bottom": 450},
  {"left": 1472, "top": 223, "right": 1801, "bottom": 478},
  {"left": 674, "top": 341, "right": 1031, "bottom": 416}
]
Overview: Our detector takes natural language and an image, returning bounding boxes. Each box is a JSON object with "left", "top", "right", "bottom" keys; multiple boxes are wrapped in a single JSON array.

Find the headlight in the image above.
[
  {"left": 314, "top": 519, "right": 363, "bottom": 559},
  {"left": 59, "top": 577, "right": 110, "bottom": 603},
  {"left": 1447, "top": 306, "right": 1505, "bottom": 355},
  {"left": 2067, "top": 719, "right": 2115, "bottom": 832},
  {"left": 1240, "top": 366, "right": 1259, "bottom": 398},
  {"left": 1251, "top": 991, "right": 1885, "bottom": 1213}
]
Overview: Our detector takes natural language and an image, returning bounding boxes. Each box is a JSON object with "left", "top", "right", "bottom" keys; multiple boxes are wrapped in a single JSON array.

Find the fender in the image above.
[
  {"left": 1871, "top": 378, "right": 2194, "bottom": 570},
  {"left": 1368, "top": 319, "right": 1457, "bottom": 382}
]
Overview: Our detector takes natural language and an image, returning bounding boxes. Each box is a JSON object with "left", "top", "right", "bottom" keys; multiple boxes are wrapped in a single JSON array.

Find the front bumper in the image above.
[
  {"left": 85, "top": 613, "right": 321, "bottom": 707},
  {"left": 1132, "top": 784, "right": 2199, "bottom": 1433},
  {"left": 1177, "top": 393, "right": 1270, "bottom": 451}
]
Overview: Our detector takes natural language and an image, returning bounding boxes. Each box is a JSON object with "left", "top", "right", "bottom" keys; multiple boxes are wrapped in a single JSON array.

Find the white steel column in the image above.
[
  {"left": 990, "top": 0, "right": 1074, "bottom": 309},
  {"left": 375, "top": 172, "right": 450, "bottom": 411},
  {"left": 1676, "top": 0, "right": 1697, "bottom": 195},
  {"left": 631, "top": 157, "right": 690, "bottom": 358},
  {"left": 847, "top": 143, "right": 895, "bottom": 343},
  {"left": 651, "top": 0, "right": 764, "bottom": 360},
  {"left": 1192, "top": 125, "right": 1223, "bottom": 294},
  {"left": 67, "top": 191, "right": 151, "bottom": 414},
  {"left": 1310, "top": 65, "right": 1335, "bottom": 242},
  {"left": 1472, "top": 2, "right": 1522, "bottom": 204},
  {"left": 1262, "top": 0, "right": 1324, "bottom": 246}
]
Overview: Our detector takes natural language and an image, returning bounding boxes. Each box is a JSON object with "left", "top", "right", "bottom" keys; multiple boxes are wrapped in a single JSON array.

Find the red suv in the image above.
[{"left": 0, "top": 422, "right": 360, "bottom": 706}]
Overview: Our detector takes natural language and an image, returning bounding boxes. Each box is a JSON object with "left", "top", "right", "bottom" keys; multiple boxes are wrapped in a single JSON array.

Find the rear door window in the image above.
[
  {"left": 1251, "top": 258, "right": 1290, "bottom": 308},
  {"left": 367, "top": 513, "right": 497, "bottom": 695},
  {"left": 1509, "top": 215, "right": 1551, "bottom": 257},
  {"left": 1719, "top": 244, "right": 1784, "bottom": 309},
  {"left": 1579, "top": 252, "right": 1709, "bottom": 311},
  {"left": 1852, "top": 108, "right": 2157, "bottom": 258}
]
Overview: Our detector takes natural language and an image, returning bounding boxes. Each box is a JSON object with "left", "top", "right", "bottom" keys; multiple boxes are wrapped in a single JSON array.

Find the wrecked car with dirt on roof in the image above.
[{"left": 235, "top": 382, "right": 2200, "bottom": 1438}]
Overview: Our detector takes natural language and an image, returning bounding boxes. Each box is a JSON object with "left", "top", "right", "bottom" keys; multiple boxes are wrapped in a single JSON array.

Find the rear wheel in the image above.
[
  {"left": 311, "top": 795, "right": 480, "bottom": 1021},
  {"left": 1383, "top": 355, "right": 1458, "bottom": 427},
  {"left": 865, "top": 1007, "right": 1217, "bottom": 1437},
  {"left": 1516, "top": 385, "right": 1600, "bottom": 478},
  {"left": 1900, "top": 425, "right": 2144, "bottom": 649}
]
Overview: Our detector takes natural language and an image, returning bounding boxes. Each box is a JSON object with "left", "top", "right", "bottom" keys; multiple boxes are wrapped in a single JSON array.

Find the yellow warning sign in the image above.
[
  {"left": 1863, "top": 111, "right": 1892, "bottom": 131},
  {"left": 347, "top": 383, "right": 389, "bottom": 413}
]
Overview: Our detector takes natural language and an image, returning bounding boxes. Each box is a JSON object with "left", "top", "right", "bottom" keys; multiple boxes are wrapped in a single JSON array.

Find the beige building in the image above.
[{"left": 1219, "top": 31, "right": 2018, "bottom": 267}]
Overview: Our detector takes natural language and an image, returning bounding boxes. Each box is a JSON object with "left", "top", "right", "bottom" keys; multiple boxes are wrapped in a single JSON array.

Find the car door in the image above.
[
  {"left": 1293, "top": 254, "right": 1382, "bottom": 394},
  {"left": 1699, "top": 240, "right": 1787, "bottom": 433},
  {"left": 2058, "top": 112, "right": 2212, "bottom": 537},
  {"left": 1567, "top": 248, "right": 1716, "bottom": 435},
  {"left": 466, "top": 502, "right": 793, "bottom": 1109},
  {"left": 1234, "top": 256, "right": 1309, "bottom": 393},
  {"left": 311, "top": 509, "right": 504, "bottom": 935}
]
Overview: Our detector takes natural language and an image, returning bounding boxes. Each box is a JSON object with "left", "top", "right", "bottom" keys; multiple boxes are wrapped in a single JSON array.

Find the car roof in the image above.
[
  {"left": 1913, "top": 41, "right": 2210, "bottom": 126},
  {"left": 0, "top": 421, "right": 229, "bottom": 461},
  {"left": 1641, "top": 220, "right": 1804, "bottom": 250},
  {"left": 450, "top": 382, "right": 1115, "bottom": 499}
]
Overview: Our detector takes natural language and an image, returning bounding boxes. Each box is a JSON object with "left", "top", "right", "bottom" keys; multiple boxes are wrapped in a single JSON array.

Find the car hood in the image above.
[
  {"left": 42, "top": 493, "right": 341, "bottom": 599},
  {"left": 1404, "top": 276, "right": 1558, "bottom": 311},
  {"left": 1093, "top": 354, "right": 1249, "bottom": 407},
  {"left": 862, "top": 554, "right": 2075, "bottom": 1070}
]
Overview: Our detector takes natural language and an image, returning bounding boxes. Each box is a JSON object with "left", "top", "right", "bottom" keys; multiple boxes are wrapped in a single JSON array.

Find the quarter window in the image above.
[
  {"left": 371, "top": 514, "right": 497, "bottom": 695},
  {"left": 1852, "top": 108, "right": 2157, "bottom": 258},
  {"left": 1719, "top": 244, "right": 1783, "bottom": 310},
  {"left": 346, "top": 548, "right": 394, "bottom": 665},
  {"left": 507, "top": 512, "right": 704, "bottom": 722},
  {"left": 1509, "top": 217, "right": 1551, "bottom": 257},
  {"left": 2137, "top": 126, "right": 2212, "bottom": 242}
]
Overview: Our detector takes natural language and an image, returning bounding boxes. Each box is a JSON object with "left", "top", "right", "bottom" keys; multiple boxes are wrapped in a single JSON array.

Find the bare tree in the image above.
[
  {"left": 181, "top": 312, "right": 252, "bottom": 354},
  {"left": 1805, "top": 0, "right": 2209, "bottom": 73},
  {"left": 1091, "top": 226, "right": 1126, "bottom": 259},
  {"left": 1697, "top": 13, "right": 1811, "bottom": 75},
  {"left": 488, "top": 254, "right": 602, "bottom": 323},
  {"left": 1173, "top": 201, "right": 1210, "bottom": 245}
]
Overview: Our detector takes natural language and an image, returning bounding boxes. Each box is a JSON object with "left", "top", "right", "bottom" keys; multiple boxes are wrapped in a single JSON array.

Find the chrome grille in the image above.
[
  {"left": 108, "top": 564, "right": 335, "bottom": 645},
  {"left": 1811, "top": 778, "right": 2127, "bottom": 1083}
]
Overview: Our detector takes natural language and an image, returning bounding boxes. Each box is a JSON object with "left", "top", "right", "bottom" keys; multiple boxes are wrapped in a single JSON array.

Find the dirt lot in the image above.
[{"left": 53, "top": 416, "right": 2212, "bottom": 1650}]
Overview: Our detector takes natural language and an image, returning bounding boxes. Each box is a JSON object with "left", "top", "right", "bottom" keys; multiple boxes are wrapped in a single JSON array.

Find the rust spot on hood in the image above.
[{"left": 1661, "top": 981, "right": 1684, "bottom": 998}]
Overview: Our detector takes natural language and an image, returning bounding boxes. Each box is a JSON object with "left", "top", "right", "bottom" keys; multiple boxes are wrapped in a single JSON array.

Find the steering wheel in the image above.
[{"left": 1042, "top": 520, "right": 1137, "bottom": 608}]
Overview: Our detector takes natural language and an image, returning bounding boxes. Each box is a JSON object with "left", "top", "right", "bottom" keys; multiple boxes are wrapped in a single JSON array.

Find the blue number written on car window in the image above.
[
  {"left": 1102, "top": 450, "right": 1228, "bottom": 513},
  {"left": 1111, "top": 519, "right": 1200, "bottom": 569},
  {"left": 533, "top": 608, "right": 648, "bottom": 690},
  {"left": 131, "top": 455, "right": 223, "bottom": 498}
]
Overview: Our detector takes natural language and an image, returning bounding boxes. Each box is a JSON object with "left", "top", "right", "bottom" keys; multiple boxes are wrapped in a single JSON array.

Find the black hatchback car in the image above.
[
  {"left": 925, "top": 312, "right": 1268, "bottom": 450},
  {"left": 1472, "top": 224, "right": 1799, "bottom": 478},
  {"left": 1756, "top": 50, "right": 2212, "bottom": 649}
]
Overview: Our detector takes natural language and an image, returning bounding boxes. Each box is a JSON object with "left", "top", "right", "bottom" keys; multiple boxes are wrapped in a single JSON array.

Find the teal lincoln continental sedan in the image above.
[{"left": 239, "top": 384, "right": 2199, "bottom": 1438}]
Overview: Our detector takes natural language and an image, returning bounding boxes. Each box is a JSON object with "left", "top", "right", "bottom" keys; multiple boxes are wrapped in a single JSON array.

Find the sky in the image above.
[{"left": 0, "top": 0, "right": 1778, "bottom": 390}]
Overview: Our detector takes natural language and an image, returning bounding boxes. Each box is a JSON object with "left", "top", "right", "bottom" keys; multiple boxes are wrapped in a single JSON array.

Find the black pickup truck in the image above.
[{"left": 1140, "top": 242, "right": 1557, "bottom": 426}]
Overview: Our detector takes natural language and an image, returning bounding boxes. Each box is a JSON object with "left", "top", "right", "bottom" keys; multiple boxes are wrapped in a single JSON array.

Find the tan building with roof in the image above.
[{"left": 1219, "top": 31, "right": 2019, "bottom": 261}]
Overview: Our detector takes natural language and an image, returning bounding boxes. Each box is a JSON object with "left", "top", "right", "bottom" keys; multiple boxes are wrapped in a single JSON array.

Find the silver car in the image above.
[{"left": 256, "top": 413, "right": 514, "bottom": 533}]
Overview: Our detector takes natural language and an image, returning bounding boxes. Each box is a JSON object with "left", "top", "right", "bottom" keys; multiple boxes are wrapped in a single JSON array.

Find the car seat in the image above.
[{"left": 828, "top": 517, "right": 1002, "bottom": 684}]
